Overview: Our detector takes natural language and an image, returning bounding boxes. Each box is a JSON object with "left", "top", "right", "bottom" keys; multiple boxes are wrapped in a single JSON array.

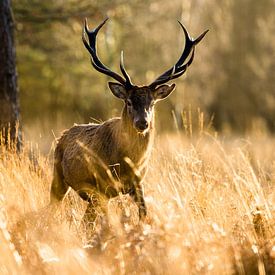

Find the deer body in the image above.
[
  {"left": 59, "top": 116, "right": 152, "bottom": 187},
  {"left": 51, "top": 104, "right": 154, "bottom": 217},
  {"left": 50, "top": 18, "right": 207, "bottom": 225}
]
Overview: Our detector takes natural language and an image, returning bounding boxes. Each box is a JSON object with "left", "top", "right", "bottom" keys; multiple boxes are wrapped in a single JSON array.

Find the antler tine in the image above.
[
  {"left": 120, "top": 51, "right": 133, "bottom": 89},
  {"left": 169, "top": 49, "right": 195, "bottom": 79},
  {"left": 82, "top": 18, "right": 129, "bottom": 86},
  {"left": 174, "top": 21, "right": 196, "bottom": 66},
  {"left": 194, "top": 29, "right": 209, "bottom": 45},
  {"left": 150, "top": 49, "right": 195, "bottom": 87},
  {"left": 149, "top": 22, "right": 208, "bottom": 88},
  {"left": 84, "top": 17, "right": 108, "bottom": 51}
]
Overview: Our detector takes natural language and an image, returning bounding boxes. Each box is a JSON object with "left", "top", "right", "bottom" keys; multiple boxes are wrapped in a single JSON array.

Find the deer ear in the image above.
[
  {"left": 153, "top": 84, "right": 176, "bottom": 101},
  {"left": 108, "top": 82, "right": 127, "bottom": 99}
]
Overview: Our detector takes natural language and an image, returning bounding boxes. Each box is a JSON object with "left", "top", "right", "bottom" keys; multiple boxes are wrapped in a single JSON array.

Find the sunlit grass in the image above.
[{"left": 0, "top": 132, "right": 274, "bottom": 274}]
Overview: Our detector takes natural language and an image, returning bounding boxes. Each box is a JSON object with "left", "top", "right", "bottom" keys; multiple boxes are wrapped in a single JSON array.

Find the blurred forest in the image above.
[{"left": 13, "top": 0, "right": 275, "bottom": 142}]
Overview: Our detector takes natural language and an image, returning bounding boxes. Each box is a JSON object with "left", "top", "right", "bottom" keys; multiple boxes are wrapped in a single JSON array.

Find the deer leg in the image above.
[
  {"left": 128, "top": 178, "right": 147, "bottom": 220},
  {"left": 75, "top": 182, "right": 104, "bottom": 227},
  {"left": 134, "top": 181, "right": 147, "bottom": 219},
  {"left": 78, "top": 189, "right": 109, "bottom": 246},
  {"left": 50, "top": 162, "right": 69, "bottom": 203},
  {"left": 81, "top": 192, "right": 102, "bottom": 229},
  {"left": 75, "top": 176, "right": 116, "bottom": 226},
  {"left": 122, "top": 162, "right": 147, "bottom": 220}
]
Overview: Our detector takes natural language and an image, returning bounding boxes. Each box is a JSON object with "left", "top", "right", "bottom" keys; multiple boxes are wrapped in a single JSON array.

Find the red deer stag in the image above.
[{"left": 50, "top": 18, "right": 207, "bottom": 225}]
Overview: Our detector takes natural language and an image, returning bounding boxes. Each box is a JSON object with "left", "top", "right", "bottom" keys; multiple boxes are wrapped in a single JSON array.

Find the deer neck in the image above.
[{"left": 118, "top": 107, "right": 154, "bottom": 162}]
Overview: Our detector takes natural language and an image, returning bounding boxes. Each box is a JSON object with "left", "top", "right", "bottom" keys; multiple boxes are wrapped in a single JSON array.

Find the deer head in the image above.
[{"left": 82, "top": 18, "right": 208, "bottom": 133}]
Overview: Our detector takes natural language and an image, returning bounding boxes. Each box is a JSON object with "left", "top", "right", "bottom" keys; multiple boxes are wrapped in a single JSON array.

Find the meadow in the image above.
[
  {"left": 0, "top": 128, "right": 274, "bottom": 274},
  {"left": 1, "top": 1, "right": 274, "bottom": 274}
]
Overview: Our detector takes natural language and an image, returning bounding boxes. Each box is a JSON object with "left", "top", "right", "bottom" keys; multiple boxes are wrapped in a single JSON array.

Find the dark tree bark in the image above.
[{"left": 0, "top": 0, "right": 21, "bottom": 149}]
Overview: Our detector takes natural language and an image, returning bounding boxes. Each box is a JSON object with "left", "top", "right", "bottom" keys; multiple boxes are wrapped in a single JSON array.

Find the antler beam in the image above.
[
  {"left": 149, "top": 22, "right": 208, "bottom": 88},
  {"left": 82, "top": 18, "right": 133, "bottom": 89}
]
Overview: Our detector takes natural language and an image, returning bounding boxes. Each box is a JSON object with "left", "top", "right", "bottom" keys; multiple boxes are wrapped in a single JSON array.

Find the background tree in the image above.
[
  {"left": 0, "top": 0, "right": 21, "bottom": 149},
  {"left": 10, "top": 0, "right": 275, "bottom": 151},
  {"left": 205, "top": 0, "right": 275, "bottom": 132}
]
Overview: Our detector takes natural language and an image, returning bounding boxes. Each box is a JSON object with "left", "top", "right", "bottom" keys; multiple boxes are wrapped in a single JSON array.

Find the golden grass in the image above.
[{"left": 0, "top": 133, "right": 274, "bottom": 274}]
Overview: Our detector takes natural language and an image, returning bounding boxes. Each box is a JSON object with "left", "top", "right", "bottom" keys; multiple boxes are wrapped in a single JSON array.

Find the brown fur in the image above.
[{"left": 50, "top": 101, "right": 154, "bottom": 220}]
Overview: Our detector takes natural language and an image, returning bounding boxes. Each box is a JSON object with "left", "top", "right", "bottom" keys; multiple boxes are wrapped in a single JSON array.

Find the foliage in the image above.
[
  {"left": 202, "top": 0, "right": 275, "bottom": 132},
  {"left": 13, "top": 0, "right": 275, "bottom": 136}
]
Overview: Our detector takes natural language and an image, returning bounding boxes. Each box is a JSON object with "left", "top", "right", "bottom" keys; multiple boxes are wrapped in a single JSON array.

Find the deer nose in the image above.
[{"left": 135, "top": 120, "right": 148, "bottom": 131}]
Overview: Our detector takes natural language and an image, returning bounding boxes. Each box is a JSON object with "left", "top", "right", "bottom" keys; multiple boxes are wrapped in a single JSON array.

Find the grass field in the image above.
[{"left": 0, "top": 131, "right": 274, "bottom": 274}]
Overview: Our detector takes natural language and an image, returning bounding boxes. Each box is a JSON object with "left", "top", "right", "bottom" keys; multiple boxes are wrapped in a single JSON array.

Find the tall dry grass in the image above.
[{"left": 0, "top": 131, "right": 274, "bottom": 274}]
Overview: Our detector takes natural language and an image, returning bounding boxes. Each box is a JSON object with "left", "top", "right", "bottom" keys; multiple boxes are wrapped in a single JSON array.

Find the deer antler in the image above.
[
  {"left": 149, "top": 22, "right": 208, "bottom": 88},
  {"left": 82, "top": 18, "right": 133, "bottom": 89}
]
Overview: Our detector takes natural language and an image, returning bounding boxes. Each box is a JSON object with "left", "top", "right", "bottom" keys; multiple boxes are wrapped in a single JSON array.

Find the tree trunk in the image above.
[{"left": 0, "top": 0, "right": 21, "bottom": 150}]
